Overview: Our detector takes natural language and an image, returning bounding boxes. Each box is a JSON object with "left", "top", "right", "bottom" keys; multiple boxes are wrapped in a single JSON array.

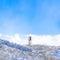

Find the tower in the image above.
[{"left": 28, "top": 36, "right": 31, "bottom": 46}]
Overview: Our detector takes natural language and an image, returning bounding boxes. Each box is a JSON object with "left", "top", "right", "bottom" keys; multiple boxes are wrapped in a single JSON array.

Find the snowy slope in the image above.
[
  {"left": 0, "top": 39, "right": 32, "bottom": 52},
  {"left": 0, "top": 39, "right": 60, "bottom": 60}
]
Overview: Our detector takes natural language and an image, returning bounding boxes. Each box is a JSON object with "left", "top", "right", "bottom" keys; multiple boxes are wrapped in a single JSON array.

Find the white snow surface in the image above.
[{"left": 0, "top": 33, "right": 60, "bottom": 46}]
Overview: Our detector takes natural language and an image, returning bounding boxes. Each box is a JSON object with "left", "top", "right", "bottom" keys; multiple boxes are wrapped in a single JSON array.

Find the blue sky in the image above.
[{"left": 0, "top": 0, "right": 60, "bottom": 35}]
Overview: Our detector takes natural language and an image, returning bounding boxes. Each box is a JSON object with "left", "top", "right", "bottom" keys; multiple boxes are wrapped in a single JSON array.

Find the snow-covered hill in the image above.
[{"left": 0, "top": 39, "right": 60, "bottom": 60}]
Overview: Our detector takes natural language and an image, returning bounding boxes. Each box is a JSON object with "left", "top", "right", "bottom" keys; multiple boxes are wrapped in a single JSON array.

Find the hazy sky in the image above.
[{"left": 0, "top": 0, "right": 60, "bottom": 35}]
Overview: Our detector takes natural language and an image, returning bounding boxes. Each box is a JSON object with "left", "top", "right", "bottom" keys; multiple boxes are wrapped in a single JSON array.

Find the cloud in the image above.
[
  {"left": 28, "top": 34, "right": 60, "bottom": 46},
  {"left": 9, "top": 34, "right": 22, "bottom": 44},
  {"left": 0, "top": 34, "right": 2, "bottom": 37},
  {"left": 0, "top": 33, "right": 28, "bottom": 45},
  {"left": 0, "top": 33, "right": 60, "bottom": 46}
]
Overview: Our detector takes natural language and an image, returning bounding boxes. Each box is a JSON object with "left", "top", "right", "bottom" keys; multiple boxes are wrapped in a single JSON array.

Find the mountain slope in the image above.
[{"left": 0, "top": 39, "right": 60, "bottom": 60}]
